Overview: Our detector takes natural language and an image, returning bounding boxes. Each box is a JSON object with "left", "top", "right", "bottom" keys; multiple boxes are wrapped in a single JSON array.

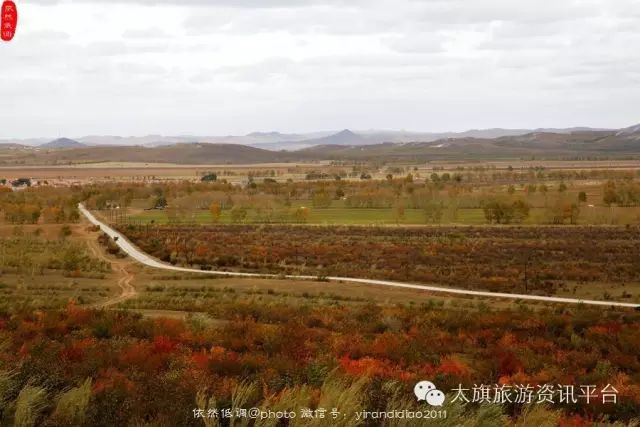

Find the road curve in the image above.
[{"left": 79, "top": 204, "right": 640, "bottom": 309}]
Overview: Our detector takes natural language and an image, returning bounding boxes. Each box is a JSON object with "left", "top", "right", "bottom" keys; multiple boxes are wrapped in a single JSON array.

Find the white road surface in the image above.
[{"left": 79, "top": 204, "right": 640, "bottom": 309}]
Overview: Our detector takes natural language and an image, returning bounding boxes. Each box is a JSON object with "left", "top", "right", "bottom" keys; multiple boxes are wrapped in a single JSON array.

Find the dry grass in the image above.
[
  {"left": 13, "top": 385, "right": 48, "bottom": 427},
  {"left": 51, "top": 379, "right": 92, "bottom": 427}
]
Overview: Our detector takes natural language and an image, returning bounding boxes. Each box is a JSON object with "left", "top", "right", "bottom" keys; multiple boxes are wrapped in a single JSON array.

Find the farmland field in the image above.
[
  {"left": 127, "top": 205, "right": 489, "bottom": 225},
  {"left": 0, "top": 224, "right": 118, "bottom": 310},
  {"left": 120, "top": 224, "right": 640, "bottom": 301},
  {"left": 2, "top": 167, "right": 640, "bottom": 425},
  {"left": 113, "top": 178, "right": 640, "bottom": 227}
]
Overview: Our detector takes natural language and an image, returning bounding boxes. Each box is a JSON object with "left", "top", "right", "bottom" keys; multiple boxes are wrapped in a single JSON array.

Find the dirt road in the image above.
[{"left": 83, "top": 230, "right": 138, "bottom": 308}]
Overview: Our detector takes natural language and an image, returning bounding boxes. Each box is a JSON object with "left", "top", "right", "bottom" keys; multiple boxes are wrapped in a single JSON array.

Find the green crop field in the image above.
[{"left": 127, "top": 206, "right": 490, "bottom": 225}]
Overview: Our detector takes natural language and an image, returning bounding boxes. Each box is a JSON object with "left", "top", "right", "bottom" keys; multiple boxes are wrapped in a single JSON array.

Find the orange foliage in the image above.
[
  {"left": 371, "top": 332, "right": 406, "bottom": 359},
  {"left": 559, "top": 414, "right": 594, "bottom": 427},
  {"left": 340, "top": 356, "right": 399, "bottom": 378},
  {"left": 65, "top": 301, "right": 91, "bottom": 325},
  {"left": 153, "top": 336, "right": 178, "bottom": 354},
  {"left": 93, "top": 368, "right": 135, "bottom": 394},
  {"left": 120, "top": 342, "right": 153, "bottom": 367},
  {"left": 153, "top": 317, "right": 186, "bottom": 337},
  {"left": 437, "top": 356, "right": 472, "bottom": 378},
  {"left": 59, "top": 338, "right": 96, "bottom": 363}
]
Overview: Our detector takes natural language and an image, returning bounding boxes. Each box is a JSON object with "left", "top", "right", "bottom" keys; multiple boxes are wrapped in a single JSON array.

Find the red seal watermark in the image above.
[{"left": 1, "top": 0, "right": 18, "bottom": 42}]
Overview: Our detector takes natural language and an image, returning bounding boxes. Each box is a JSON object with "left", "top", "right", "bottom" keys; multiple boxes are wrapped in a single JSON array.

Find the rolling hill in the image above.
[
  {"left": 40, "top": 138, "right": 86, "bottom": 149},
  {"left": 296, "top": 129, "right": 369, "bottom": 146},
  {"left": 617, "top": 123, "right": 640, "bottom": 136},
  {"left": 2, "top": 143, "right": 307, "bottom": 165},
  {"left": 76, "top": 132, "right": 331, "bottom": 148},
  {"left": 299, "top": 129, "right": 640, "bottom": 161}
]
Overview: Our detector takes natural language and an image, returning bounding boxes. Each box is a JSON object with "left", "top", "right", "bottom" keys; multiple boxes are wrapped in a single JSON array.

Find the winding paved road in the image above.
[{"left": 79, "top": 204, "right": 640, "bottom": 309}]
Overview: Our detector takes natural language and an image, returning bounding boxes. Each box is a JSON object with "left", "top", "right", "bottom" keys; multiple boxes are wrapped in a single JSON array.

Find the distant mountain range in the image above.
[
  {"left": 0, "top": 126, "right": 618, "bottom": 151},
  {"left": 74, "top": 131, "right": 333, "bottom": 149},
  {"left": 300, "top": 126, "right": 640, "bottom": 161},
  {"left": 0, "top": 123, "right": 638, "bottom": 165}
]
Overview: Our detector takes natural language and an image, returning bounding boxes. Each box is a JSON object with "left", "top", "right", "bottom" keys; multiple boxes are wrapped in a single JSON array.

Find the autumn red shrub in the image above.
[
  {"left": 121, "top": 224, "right": 640, "bottom": 295},
  {"left": 0, "top": 297, "right": 639, "bottom": 424}
]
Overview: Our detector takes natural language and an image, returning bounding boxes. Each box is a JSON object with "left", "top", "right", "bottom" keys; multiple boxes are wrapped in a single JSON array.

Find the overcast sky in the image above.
[{"left": 1, "top": 0, "right": 639, "bottom": 138}]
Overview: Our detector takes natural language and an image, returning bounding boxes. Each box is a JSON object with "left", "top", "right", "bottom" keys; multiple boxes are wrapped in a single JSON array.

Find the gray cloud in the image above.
[{"left": 2, "top": 0, "right": 639, "bottom": 138}]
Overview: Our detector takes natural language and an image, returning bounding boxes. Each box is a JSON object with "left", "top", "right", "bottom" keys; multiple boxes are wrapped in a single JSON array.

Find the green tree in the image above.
[
  {"left": 312, "top": 191, "right": 332, "bottom": 208},
  {"left": 293, "top": 207, "right": 310, "bottom": 223},
  {"left": 512, "top": 200, "right": 531, "bottom": 223},
  {"left": 59, "top": 225, "right": 72, "bottom": 239},
  {"left": 483, "top": 199, "right": 514, "bottom": 224},
  {"left": 483, "top": 199, "right": 529, "bottom": 224},
  {"left": 230, "top": 206, "right": 248, "bottom": 224},
  {"left": 153, "top": 195, "right": 167, "bottom": 209},
  {"left": 62, "top": 247, "right": 82, "bottom": 272},
  {"left": 424, "top": 200, "right": 444, "bottom": 224},
  {"left": 201, "top": 173, "right": 217, "bottom": 182},
  {"left": 578, "top": 191, "right": 587, "bottom": 203},
  {"left": 392, "top": 201, "right": 405, "bottom": 224},
  {"left": 558, "top": 182, "right": 567, "bottom": 193},
  {"left": 603, "top": 181, "right": 618, "bottom": 206}
]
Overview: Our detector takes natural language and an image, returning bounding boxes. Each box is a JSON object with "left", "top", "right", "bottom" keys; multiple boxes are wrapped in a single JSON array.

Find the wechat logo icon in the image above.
[{"left": 414, "top": 381, "right": 445, "bottom": 406}]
